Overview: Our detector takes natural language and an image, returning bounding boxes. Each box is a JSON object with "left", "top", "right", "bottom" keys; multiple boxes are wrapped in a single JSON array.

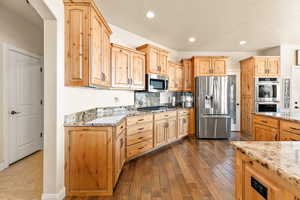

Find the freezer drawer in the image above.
[{"left": 196, "top": 115, "right": 231, "bottom": 139}]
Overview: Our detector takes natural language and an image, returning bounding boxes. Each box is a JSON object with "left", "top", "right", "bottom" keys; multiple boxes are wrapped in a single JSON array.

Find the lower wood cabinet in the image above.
[
  {"left": 166, "top": 117, "right": 177, "bottom": 142},
  {"left": 235, "top": 151, "right": 300, "bottom": 200},
  {"left": 114, "top": 129, "right": 126, "bottom": 186},
  {"left": 253, "top": 123, "right": 278, "bottom": 141},
  {"left": 154, "top": 119, "right": 168, "bottom": 147},
  {"left": 65, "top": 126, "right": 114, "bottom": 196}
]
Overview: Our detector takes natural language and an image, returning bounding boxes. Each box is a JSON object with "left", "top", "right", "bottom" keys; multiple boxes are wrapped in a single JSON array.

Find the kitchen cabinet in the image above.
[
  {"left": 126, "top": 114, "right": 153, "bottom": 159},
  {"left": 65, "top": 126, "right": 114, "bottom": 196},
  {"left": 194, "top": 56, "right": 227, "bottom": 76},
  {"left": 114, "top": 129, "right": 126, "bottom": 186},
  {"left": 166, "top": 117, "right": 177, "bottom": 142},
  {"left": 254, "top": 57, "right": 280, "bottom": 77},
  {"left": 168, "top": 61, "right": 184, "bottom": 91},
  {"left": 241, "top": 97, "right": 253, "bottom": 136},
  {"left": 64, "top": 0, "right": 112, "bottom": 87},
  {"left": 154, "top": 119, "right": 168, "bottom": 147},
  {"left": 253, "top": 123, "right": 278, "bottom": 141},
  {"left": 111, "top": 44, "right": 145, "bottom": 90},
  {"left": 235, "top": 150, "right": 300, "bottom": 200},
  {"left": 136, "top": 44, "right": 169, "bottom": 76},
  {"left": 182, "top": 58, "right": 193, "bottom": 92},
  {"left": 178, "top": 112, "right": 189, "bottom": 138}
]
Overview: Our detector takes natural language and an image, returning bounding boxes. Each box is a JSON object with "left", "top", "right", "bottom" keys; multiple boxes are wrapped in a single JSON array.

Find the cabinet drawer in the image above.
[
  {"left": 178, "top": 109, "right": 190, "bottom": 116},
  {"left": 280, "top": 130, "right": 300, "bottom": 141},
  {"left": 116, "top": 120, "right": 126, "bottom": 137},
  {"left": 127, "top": 130, "right": 153, "bottom": 146},
  {"left": 280, "top": 121, "right": 300, "bottom": 135},
  {"left": 254, "top": 115, "right": 279, "bottom": 129},
  {"left": 127, "top": 114, "right": 153, "bottom": 126},
  {"left": 127, "top": 122, "right": 153, "bottom": 136},
  {"left": 127, "top": 140, "right": 153, "bottom": 159},
  {"left": 154, "top": 111, "right": 177, "bottom": 121}
]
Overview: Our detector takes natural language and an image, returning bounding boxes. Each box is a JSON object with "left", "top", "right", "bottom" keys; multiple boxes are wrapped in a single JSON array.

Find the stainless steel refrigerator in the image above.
[{"left": 195, "top": 76, "right": 232, "bottom": 139}]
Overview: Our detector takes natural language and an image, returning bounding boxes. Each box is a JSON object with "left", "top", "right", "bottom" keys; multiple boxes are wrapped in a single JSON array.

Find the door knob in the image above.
[{"left": 10, "top": 110, "right": 21, "bottom": 115}]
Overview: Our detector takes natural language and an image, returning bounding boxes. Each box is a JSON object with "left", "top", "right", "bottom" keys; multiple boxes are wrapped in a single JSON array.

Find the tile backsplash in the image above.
[{"left": 134, "top": 91, "right": 192, "bottom": 107}]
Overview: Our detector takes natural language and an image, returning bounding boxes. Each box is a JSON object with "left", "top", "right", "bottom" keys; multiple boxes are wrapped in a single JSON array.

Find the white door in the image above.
[{"left": 8, "top": 50, "right": 43, "bottom": 164}]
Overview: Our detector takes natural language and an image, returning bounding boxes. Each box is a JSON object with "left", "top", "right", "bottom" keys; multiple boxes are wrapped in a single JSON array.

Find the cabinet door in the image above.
[
  {"left": 168, "top": 63, "right": 176, "bottom": 91},
  {"left": 254, "top": 123, "right": 278, "bottom": 141},
  {"left": 131, "top": 53, "right": 145, "bottom": 90},
  {"left": 183, "top": 59, "right": 192, "bottom": 91},
  {"left": 176, "top": 65, "right": 184, "bottom": 91},
  {"left": 90, "top": 10, "right": 104, "bottom": 87},
  {"left": 178, "top": 115, "right": 189, "bottom": 138},
  {"left": 159, "top": 51, "right": 168, "bottom": 75},
  {"left": 114, "top": 130, "right": 125, "bottom": 186},
  {"left": 212, "top": 58, "right": 226, "bottom": 75},
  {"left": 111, "top": 47, "right": 130, "bottom": 88},
  {"left": 280, "top": 130, "right": 300, "bottom": 141},
  {"left": 148, "top": 48, "right": 160, "bottom": 74},
  {"left": 102, "top": 29, "right": 111, "bottom": 87},
  {"left": 154, "top": 119, "right": 167, "bottom": 147},
  {"left": 244, "top": 163, "right": 283, "bottom": 200},
  {"left": 65, "top": 5, "right": 89, "bottom": 86},
  {"left": 194, "top": 58, "right": 212, "bottom": 76},
  {"left": 254, "top": 58, "right": 268, "bottom": 77},
  {"left": 267, "top": 57, "right": 280, "bottom": 77},
  {"left": 167, "top": 117, "right": 177, "bottom": 142},
  {"left": 65, "top": 127, "right": 113, "bottom": 195}
]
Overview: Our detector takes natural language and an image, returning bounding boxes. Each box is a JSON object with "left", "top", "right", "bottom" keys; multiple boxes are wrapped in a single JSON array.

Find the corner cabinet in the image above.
[
  {"left": 136, "top": 44, "right": 169, "bottom": 76},
  {"left": 193, "top": 56, "right": 228, "bottom": 76},
  {"left": 111, "top": 44, "right": 145, "bottom": 90},
  {"left": 64, "top": 0, "right": 112, "bottom": 87}
]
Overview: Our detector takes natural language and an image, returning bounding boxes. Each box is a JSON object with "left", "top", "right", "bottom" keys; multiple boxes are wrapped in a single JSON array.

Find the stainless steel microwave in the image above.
[
  {"left": 146, "top": 74, "right": 168, "bottom": 92},
  {"left": 255, "top": 77, "right": 280, "bottom": 102}
]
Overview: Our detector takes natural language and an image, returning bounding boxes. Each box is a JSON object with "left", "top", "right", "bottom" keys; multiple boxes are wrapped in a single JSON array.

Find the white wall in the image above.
[
  {"left": 280, "top": 44, "right": 300, "bottom": 113},
  {"left": 259, "top": 46, "right": 280, "bottom": 56},
  {"left": 0, "top": 5, "right": 43, "bottom": 55}
]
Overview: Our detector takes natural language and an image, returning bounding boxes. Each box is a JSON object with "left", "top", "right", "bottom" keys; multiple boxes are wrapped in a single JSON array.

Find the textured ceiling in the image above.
[
  {"left": 96, "top": 0, "right": 300, "bottom": 51},
  {"left": 2, "top": 0, "right": 300, "bottom": 52}
]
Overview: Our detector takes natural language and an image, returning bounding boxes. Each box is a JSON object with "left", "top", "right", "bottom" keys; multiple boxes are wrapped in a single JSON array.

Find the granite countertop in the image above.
[
  {"left": 254, "top": 112, "right": 300, "bottom": 123},
  {"left": 232, "top": 141, "right": 300, "bottom": 189},
  {"left": 64, "top": 107, "right": 191, "bottom": 127}
]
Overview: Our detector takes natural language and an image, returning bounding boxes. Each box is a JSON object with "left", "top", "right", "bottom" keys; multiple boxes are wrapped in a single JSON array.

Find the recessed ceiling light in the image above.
[
  {"left": 189, "top": 37, "right": 196, "bottom": 43},
  {"left": 240, "top": 41, "right": 247, "bottom": 45},
  {"left": 146, "top": 11, "right": 155, "bottom": 19}
]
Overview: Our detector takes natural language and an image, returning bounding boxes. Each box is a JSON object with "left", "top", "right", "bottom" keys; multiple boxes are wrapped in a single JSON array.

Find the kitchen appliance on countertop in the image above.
[
  {"left": 146, "top": 74, "right": 168, "bottom": 92},
  {"left": 195, "top": 76, "right": 232, "bottom": 139}
]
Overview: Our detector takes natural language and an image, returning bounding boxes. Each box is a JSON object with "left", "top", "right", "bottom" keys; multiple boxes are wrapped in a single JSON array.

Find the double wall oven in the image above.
[{"left": 255, "top": 78, "right": 280, "bottom": 112}]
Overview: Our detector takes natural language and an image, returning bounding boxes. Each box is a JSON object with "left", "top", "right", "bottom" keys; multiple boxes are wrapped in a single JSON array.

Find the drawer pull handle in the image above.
[
  {"left": 138, "top": 137, "right": 144, "bottom": 140},
  {"left": 164, "top": 115, "right": 169, "bottom": 117},
  {"left": 290, "top": 127, "right": 300, "bottom": 131},
  {"left": 138, "top": 127, "right": 144, "bottom": 131},
  {"left": 261, "top": 120, "right": 268, "bottom": 123},
  {"left": 138, "top": 147, "right": 144, "bottom": 150},
  {"left": 138, "top": 119, "right": 145, "bottom": 122},
  {"left": 120, "top": 125, "right": 124, "bottom": 129}
]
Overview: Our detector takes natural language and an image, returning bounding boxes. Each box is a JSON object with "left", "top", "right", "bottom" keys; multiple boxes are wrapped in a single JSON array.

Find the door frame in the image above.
[
  {"left": 227, "top": 71, "right": 240, "bottom": 131},
  {"left": 1, "top": 43, "right": 43, "bottom": 169}
]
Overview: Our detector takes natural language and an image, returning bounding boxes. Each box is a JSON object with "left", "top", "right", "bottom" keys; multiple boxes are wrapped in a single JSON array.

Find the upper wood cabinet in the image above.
[
  {"left": 136, "top": 44, "right": 169, "bottom": 76},
  {"left": 111, "top": 44, "right": 146, "bottom": 90},
  {"left": 253, "top": 56, "right": 280, "bottom": 77},
  {"left": 64, "top": 0, "right": 112, "bottom": 87},
  {"left": 168, "top": 61, "right": 183, "bottom": 91},
  {"left": 193, "top": 56, "right": 228, "bottom": 76},
  {"left": 182, "top": 59, "right": 193, "bottom": 92}
]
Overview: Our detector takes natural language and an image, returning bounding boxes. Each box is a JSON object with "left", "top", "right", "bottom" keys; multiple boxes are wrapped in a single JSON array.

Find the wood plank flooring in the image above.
[{"left": 66, "top": 132, "right": 249, "bottom": 200}]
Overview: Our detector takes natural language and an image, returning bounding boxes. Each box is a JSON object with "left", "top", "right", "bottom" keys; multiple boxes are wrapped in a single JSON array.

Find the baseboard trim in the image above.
[
  {"left": 0, "top": 161, "right": 8, "bottom": 172},
  {"left": 41, "top": 187, "right": 65, "bottom": 200}
]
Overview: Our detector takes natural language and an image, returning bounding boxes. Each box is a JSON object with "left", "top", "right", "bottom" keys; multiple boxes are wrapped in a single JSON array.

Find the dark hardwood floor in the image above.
[{"left": 66, "top": 132, "right": 249, "bottom": 200}]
